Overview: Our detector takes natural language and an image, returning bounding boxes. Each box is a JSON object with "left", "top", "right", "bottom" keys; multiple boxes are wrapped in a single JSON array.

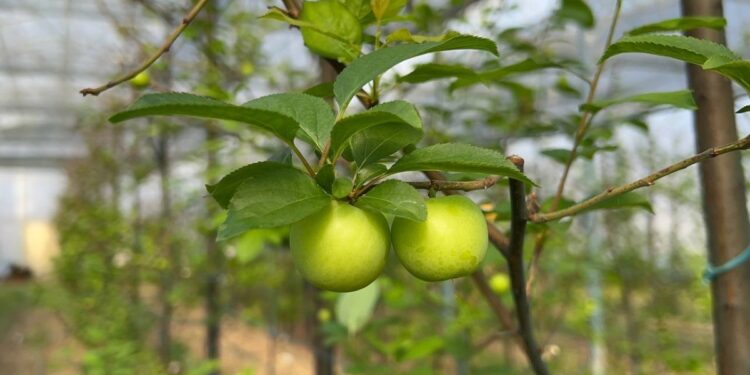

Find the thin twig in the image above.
[
  {"left": 80, "top": 0, "right": 209, "bottom": 96},
  {"left": 527, "top": 0, "right": 624, "bottom": 293},
  {"left": 289, "top": 143, "right": 316, "bottom": 176},
  {"left": 281, "top": 0, "right": 301, "bottom": 18},
  {"left": 552, "top": 0, "right": 623, "bottom": 205},
  {"left": 531, "top": 134, "right": 750, "bottom": 223},
  {"left": 407, "top": 176, "right": 500, "bottom": 191},
  {"left": 506, "top": 156, "right": 550, "bottom": 375}
]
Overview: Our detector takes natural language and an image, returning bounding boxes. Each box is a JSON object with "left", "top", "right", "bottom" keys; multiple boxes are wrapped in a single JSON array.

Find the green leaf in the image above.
[
  {"left": 332, "top": 178, "right": 354, "bottom": 199},
  {"left": 331, "top": 101, "right": 423, "bottom": 163},
  {"left": 334, "top": 35, "right": 498, "bottom": 107},
  {"left": 601, "top": 34, "right": 739, "bottom": 66},
  {"left": 584, "top": 192, "right": 654, "bottom": 214},
  {"left": 341, "top": 0, "right": 372, "bottom": 20},
  {"left": 397, "top": 63, "right": 478, "bottom": 84},
  {"left": 268, "top": 148, "right": 294, "bottom": 165},
  {"left": 370, "top": 0, "right": 407, "bottom": 21},
  {"left": 260, "top": 6, "right": 362, "bottom": 61},
  {"left": 109, "top": 93, "right": 299, "bottom": 142},
  {"left": 299, "top": 0, "right": 362, "bottom": 62},
  {"left": 218, "top": 162, "right": 330, "bottom": 241},
  {"left": 206, "top": 153, "right": 301, "bottom": 209},
  {"left": 580, "top": 90, "right": 697, "bottom": 113},
  {"left": 399, "top": 336, "right": 445, "bottom": 361},
  {"left": 705, "top": 59, "right": 750, "bottom": 94},
  {"left": 243, "top": 93, "right": 335, "bottom": 151},
  {"left": 207, "top": 164, "right": 259, "bottom": 209},
  {"left": 335, "top": 280, "right": 380, "bottom": 334},
  {"left": 540, "top": 144, "right": 617, "bottom": 164},
  {"left": 315, "top": 164, "right": 336, "bottom": 193},
  {"left": 626, "top": 16, "right": 726, "bottom": 36},
  {"left": 738, "top": 105, "right": 750, "bottom": 114},
  {"left": 385, "top": 29, "right": 460, "bottom": 44},
  {"left": 601, "top": 34, "right": 750, "bottom": 93},
  {"left": 303, "top": 82, "right": 335, "bottom": 98},
  {"left": 449, "top": 58, "right": 568, "bottom": 91},
  {"left": 553, "top": 0, "right": 594, "bottom": 29},
  {"left": 539, "top": 149, "right": 571, "bottom": 164},
  {"left": 355, "top": 163, "right": 388, "bottom": 185},
  {"left": 355, "top": 180, "right": 426, "bottom": 221},
  {"left": 232, "top": 228, "right": 287, "bottom": 264},
  {"left": 388, "top": 143, "right": 535, "bottom": 186},
  {"left": 347, "top": 122, "right": 423, "bottom": 167}
]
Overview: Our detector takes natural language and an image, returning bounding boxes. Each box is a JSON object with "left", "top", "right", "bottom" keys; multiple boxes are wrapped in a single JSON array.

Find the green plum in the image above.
[
  {"left": 392, "top": 195, "right": 488, "bottom": 281},
  {"left": 489, "top": 273, "right": 511, "bottom": 294},
  {"left": 130, "top": 71, "right": 150, "bottom": 88},
  {"left": 290, "top": 201, "right": 389, "bottom": 292}
]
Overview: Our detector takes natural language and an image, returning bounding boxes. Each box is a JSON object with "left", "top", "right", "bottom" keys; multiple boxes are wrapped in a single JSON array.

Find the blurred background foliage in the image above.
[{"left": 2, "top": 0, "right": 747, "bottom": 374}]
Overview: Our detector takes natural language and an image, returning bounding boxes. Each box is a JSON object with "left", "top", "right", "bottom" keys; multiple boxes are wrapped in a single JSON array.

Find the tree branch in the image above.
[
  {"left": 407, "top": 176, "right": 500, "bottom": 191},
  {"left": 506, "top": 156, "right": 550, "bottom": 375},
  {"left": 531, "top": 134, "right": 750, "bottom": 223},
  {"left": 281, "top": 0, "right": 301, "bottom": 18},
  {"left": 80, "top": 0, "right": 209, "bottom": 96}
]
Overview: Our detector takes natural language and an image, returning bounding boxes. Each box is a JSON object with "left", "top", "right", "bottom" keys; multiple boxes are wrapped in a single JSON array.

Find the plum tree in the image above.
[
  {"left": 391, "top": 195, "right": 488, "bottom": 282},
  {"left": 290, "top": 201, "right": 390, "bottom": 292}
]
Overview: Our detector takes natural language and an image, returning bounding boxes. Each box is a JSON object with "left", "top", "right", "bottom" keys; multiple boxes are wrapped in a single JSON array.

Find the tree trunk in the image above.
[
  {"left": 204, "top": 129, "right": 222, "bottom": 374},
  {"left": 156, "top": 133, "right": 176, "bottom": 367},
  {"left": 304, "top": 283, "right": 335, "bottom": 375},
  {"left": 680, "top": 1, "right": 750, "bottom": 373},
  {"left": 619, "top": 281, "right": 641, "bottom": 375}
]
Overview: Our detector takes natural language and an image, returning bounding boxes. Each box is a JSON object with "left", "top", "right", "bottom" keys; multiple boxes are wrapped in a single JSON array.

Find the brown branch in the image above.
[
  {"left": 531, "top": 134, "right": 750, "bottom": 223},
  {"left": 506, "top": 155, "right": 550, "bottom": 375},
  {"left": 407, "top": 176, "right": 500, "bottom": 191},
  {"left": 80, "top": 0, "right": 209, "bottom": 96},
  {"left": 281, "top": 0, "right": 301, "bottom": 18}
]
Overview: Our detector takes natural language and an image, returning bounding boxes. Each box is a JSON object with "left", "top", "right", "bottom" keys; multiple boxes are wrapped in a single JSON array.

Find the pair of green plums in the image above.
[{"left": 290, "top": 195, "right": 489, "bottom": 292}]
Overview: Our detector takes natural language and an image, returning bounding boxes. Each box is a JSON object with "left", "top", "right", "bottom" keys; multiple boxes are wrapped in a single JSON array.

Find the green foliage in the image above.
[
  {"left": 385, "top": 29, "right": 459, "bottom": 44},
  {"left": 432, "top": 58, "right": 573, "bottom": 91},
  {"left": 299, "top": 0, "right": 363, "bottom": 61},
  {"left": 370, "top": 0, "right": 407, "bottom": 21},
  {"left": 334, "top": 35, "right": 498, "bottom": 106},
  {"left": 332, "top": 177, "right": 355, "bottom": 198},
  {"left": 243, "top": 93, "right": 335, "bottom": 151},
  {"left": 389, "top": 143, "right": 535, "bottom": 186},
  {"left": 303, "top": 82, "right": 335, "bottom": 98},
  {"left": 336, "top": 101, "right": 423, "bottom": 166},
  {"left": 601, "top": 34, "right": 750, "bottom": 94},
  {"left": 109, "top": 92, "right": 300, "bottom": 143},
  {"left": 218, "top": 162, "right": 330, "bottom": 240},
  {"left": 553, "top": 0, "right": 595, "bottom": 29},
  {"left": 584, "top": 191, "right": 654, "bottom": 214},
  {"left": 626, "top": 16, "right": 727, "bottom": 36},
  {"left": 355, "top": 180, "right": 427, "bottom": 221},
  {"left": 335, "top": 280, "right": 381, "bottom": 334},
  {"left": 580, "top": 90, "right": 698, "bottom": 114}
]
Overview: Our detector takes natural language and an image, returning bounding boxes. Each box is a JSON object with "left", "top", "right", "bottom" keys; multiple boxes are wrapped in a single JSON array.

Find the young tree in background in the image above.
[{"left": 680, "top": 1, "right": 750, "bottom": 373}]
